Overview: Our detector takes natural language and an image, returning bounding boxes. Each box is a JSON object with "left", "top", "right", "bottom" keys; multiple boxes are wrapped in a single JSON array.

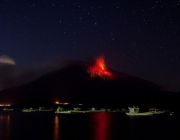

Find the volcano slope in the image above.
[{"left": 0, "top": 61, "right": 177, "bottom": 110}]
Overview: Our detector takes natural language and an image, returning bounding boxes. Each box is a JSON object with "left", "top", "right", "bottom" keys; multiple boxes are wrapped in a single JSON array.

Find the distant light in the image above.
[
  {"left": 55, "top": 101, "right": 60, "bottom": 104},
  {"left": 79, "top": 104, "right": 83, "bottom": 105},
  {"left": 0, "top": 104, "right": 11, "bottom": 106},
  {"left": 63, "top": 103, "right": 69, "bottom": 105}
]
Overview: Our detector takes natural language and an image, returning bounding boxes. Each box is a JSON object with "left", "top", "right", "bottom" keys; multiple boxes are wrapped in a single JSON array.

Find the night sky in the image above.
[{"left": 0, "top": 0, "right": 180, "bottom": 91}]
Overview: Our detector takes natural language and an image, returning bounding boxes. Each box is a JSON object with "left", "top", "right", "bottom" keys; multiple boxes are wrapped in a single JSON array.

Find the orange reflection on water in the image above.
[
  {"left": 2, "top": 115, "right": 11, "bottom": 140},
  {"left": 6, "top": 115, "right": 10, "bottom": 140},
  {"left": 54, "top": 115, "right": 60, "bottom": 140},
  {"left": 92, "top": 113, "right": 111, "bottom": 140}
]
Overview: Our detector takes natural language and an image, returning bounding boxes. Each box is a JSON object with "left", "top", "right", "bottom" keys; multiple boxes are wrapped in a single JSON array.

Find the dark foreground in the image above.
[{"left": 0, "top": 111, "right": 180, "bottom": 140}]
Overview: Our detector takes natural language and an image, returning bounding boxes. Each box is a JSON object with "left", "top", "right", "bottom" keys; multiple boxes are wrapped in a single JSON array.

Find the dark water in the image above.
[{"left": 0, "top": 112, "right": 180, "bottom": 140}]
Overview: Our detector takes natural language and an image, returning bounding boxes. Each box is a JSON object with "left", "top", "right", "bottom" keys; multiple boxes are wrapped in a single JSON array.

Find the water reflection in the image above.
[
  {"left": 91, "top": 113, "right": 112, "bottom": 140},
  {"left": 0, "top": 115, "right": 11, "bottom": 140},
  {"left": 54, "top": 115, "right": 60, "bottom": 140},
  {"left": 6, "top": 115, "right": 10, "bottom": 140}
]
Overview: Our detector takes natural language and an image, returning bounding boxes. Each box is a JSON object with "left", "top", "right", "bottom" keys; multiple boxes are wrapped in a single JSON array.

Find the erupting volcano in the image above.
[{"left": 88, "top": 56, "right": 113, "bottom": 79}]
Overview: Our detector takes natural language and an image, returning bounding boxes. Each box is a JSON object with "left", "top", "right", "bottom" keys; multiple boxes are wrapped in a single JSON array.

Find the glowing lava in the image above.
[{"left": 88, "top": 56, "right": 113, "bottom": 79}]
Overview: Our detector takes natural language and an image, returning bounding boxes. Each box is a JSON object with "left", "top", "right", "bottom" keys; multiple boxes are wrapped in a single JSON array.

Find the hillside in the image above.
[{"left": 0, "top": 61, "right": 169, "bottom": 107}]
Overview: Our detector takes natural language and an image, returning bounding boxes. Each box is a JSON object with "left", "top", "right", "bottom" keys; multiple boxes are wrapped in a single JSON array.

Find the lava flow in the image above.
[{"left": 88, "top": 56, "right": 113, "bottom": 79}]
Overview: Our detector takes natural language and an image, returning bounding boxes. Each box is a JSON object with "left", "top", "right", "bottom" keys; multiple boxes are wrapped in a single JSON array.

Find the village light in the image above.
[{"left": 55, "top": 101, "right": 60, "bottom": 104}]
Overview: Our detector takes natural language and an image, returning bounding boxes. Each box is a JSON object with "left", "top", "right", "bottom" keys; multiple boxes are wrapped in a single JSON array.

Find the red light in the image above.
[
  {"left": 88, "top": 56, "right": 113, "bottom": 79},
  {"left": 92, "top": 113, "right": 111, "bottom": 140}
]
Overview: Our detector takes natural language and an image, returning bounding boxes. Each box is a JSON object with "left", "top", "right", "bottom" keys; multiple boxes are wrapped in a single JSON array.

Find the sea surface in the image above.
[{"left": 0, "top": 111, "right": 180, "bottom": 140}]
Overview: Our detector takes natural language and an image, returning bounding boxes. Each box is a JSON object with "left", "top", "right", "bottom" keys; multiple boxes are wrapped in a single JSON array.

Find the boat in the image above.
[
  {"left": 55, "top": 107, "right": 71, "bottom": 114},
  {"left": 71, "top": 107, "right": 89, "bottom": 113},
  {"left": 3, "top": 108, "right": 14, "bottom": 111},
  {"left": 89, "top": 107, "right": 106, "bottom": 113},
  {"left": 149, "top": 108, "right": 165, "bottom": 114},
  {"left": 22, "top": 108, "right": 36, "bottom": 112},
  {"left": 126, "top": 107, "right": 153, "bottom": 116},
  {"left": 38, "top": 107, "right": 53, "bottom": 112},
  {"left": 56, "top": 111, "right": 71, "bottom": 114},
  {"left": 149, "top": 108, "right": 174, "bottom": 116}
]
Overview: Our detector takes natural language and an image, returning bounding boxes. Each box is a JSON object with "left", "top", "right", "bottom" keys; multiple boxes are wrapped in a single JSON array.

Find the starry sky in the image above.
[{"left": 0, "top": 0, "right": 180, "bottom": 91}]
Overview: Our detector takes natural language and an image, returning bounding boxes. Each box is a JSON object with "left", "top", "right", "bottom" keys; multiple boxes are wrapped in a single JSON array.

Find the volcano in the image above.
[{"left": 0, "top": 60, "right": 177, "bottom": 109}]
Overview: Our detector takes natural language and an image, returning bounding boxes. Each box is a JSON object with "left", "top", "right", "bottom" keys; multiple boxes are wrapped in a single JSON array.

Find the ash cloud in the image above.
[
  {"left": 0, "top": 59, "right": 70, "bottom": 91},
  {"left": 0, "top": 55, "right": 16, "bottom": 65}
]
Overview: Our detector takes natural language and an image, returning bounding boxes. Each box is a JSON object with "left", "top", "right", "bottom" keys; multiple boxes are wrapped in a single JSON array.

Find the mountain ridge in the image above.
[{"left": 0, "top": 61, "right": 177, "bottom": 109}]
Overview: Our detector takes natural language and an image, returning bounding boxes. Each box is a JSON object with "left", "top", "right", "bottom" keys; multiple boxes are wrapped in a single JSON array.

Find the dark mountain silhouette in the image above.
[{"left": 0, "top": 61, "right": 178, "bottom": 110}]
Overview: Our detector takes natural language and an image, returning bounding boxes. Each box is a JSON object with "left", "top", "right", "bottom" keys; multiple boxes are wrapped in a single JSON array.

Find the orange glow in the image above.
[
  {"left": 54, "top": 115, "right": 60, "bottom": 140},
  {"left": 88, "top": 56, "right": 113, "bottom": 79},
  {"left": 55, "top": 101, "right": 59, "bottom": 104},
  {"left": 5, "top": 115, "right": 10, "bottom": 140},
  {"left": 0, "top": 104, "right": 11, "bottom": 106}
]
